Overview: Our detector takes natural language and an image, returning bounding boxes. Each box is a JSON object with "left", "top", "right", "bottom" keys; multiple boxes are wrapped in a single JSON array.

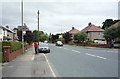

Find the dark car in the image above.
[
  {"left": 56, "top": 41, "right": 63, "bottom": 46},
  {"left": 38, "top": 43, "right": 50, "bottom": 53}
]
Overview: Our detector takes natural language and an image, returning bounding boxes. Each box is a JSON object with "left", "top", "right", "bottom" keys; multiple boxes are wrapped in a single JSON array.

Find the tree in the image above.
[
  {"left": 104, "top": 26, "right": 117, "bottom": 41},
  {"left": 63, "top": 32, "right": 72, "bottom": 43},
  {"left": 33, "top": 30, "right": 49, "bottom": 42},
  {"left": 117, "top": 25, "right": 120, "bottom": 38},
  {"left": 51, "top": 34, "right": 59, "bottom": 43},
  {"left": 102, "top": 19, "right": 114, "bottom": 29},
  {"left": 24, "top": 31, "right": 34, "bottom": 44},
  {"left": 102, "top": 19, "right": 120, "bottom": 29},
  {"left": 74, "top": 32, "right": 87, "bottom": 43},
  {"left": 17, "top": 31, "right": 22, "bottom": 41},
  {"left": 5, "top": 26, "right": 9, "bottom": 28}
]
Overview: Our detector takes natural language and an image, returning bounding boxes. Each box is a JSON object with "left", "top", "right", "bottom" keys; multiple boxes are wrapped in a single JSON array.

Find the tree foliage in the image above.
[
  {"left": 33, "top": 30, "right": 49, "bottom": 42},
  {"left": 102, "top": 19, "right": 120, "bottom": 29},
  {"left": 74, "top": 32, "right": 87, "bottom": 43},
  {"left": 17, "top": 31, "right": 22, "bottom": 41},
  {"left": 24, "top": 31, "right": 34, "bottom": 43},
  {"left": 51, "top": 34, "right": 59, "bottom": 43},
  {"left": 63, "top": 32, "right": 72, "bottom": 43},
  {"left": 104, "top": 25, "right": 120, "bottom": 41},
  {"left": 102, "top": 19, "right": 114, "bottom": 29}
]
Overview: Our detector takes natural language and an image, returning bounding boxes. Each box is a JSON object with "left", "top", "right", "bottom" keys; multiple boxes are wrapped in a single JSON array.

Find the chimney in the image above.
[
  {"left": 72, "top": 27, "right": 75, "bottom": 30},
  {"left": 88, "top": 22, "right": 92, "bottom": 26}
]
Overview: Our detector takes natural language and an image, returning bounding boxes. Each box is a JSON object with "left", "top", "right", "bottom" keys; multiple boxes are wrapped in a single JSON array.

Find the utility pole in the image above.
[
  {"left": 37, "top": 10, "right": 40, "bottom": 45},
  {"left": 21, "top": 0, "right": 24, "bottom": 54}
]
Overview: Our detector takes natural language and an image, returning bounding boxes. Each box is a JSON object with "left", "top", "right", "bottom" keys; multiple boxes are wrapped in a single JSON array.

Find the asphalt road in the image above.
[{"left": 46, "top": 44, "right": 118, "bottom": 77}]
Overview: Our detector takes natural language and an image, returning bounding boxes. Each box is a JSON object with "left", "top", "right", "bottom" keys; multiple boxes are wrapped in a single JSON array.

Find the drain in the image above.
[{"left": 33, "top": 69, "right": 46, "bottom": 75}]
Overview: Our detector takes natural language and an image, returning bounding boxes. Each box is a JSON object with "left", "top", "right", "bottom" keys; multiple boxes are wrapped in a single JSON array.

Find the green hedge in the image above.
[
  {"left": 86, "top": 41, "right": 98, "bottom": 44},
  {"left": 114, "top": 41, "right": 120, "bottom": 44},
  {"left": 0, "top": 41, "right": 2, "bottom": 52},
  {"left": 2, "top": 41, "right": 22, "bottom": 53},
  {"left": 0, "top": 52, "right": 3, "bottom": 62}
]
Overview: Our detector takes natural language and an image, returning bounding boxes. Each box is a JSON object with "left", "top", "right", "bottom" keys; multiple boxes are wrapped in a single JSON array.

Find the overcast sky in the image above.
[{"left": 1, "top": 0, "right": 119, "bottom": 34}]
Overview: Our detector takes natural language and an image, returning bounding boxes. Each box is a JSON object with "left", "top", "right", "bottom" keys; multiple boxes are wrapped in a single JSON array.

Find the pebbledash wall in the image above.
[{"left": 3, "top": 44, "right": 32, "bottom": 62}]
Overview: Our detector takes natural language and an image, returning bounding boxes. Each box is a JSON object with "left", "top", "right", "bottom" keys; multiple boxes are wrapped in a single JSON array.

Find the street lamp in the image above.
[
  {"left": 21, "top": 0, "right": 24, "bottom": 54},
  {"left": 37, "top": 10, "right": 40, "bottom": 45}
]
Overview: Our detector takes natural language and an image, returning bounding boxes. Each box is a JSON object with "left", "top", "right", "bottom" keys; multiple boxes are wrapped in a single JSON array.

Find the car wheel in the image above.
[{"left": 48, "top": 50, "right": 50, "bottom": 53}]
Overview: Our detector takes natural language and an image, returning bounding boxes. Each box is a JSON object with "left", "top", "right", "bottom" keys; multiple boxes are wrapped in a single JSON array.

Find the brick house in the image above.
[{"left": 81, "top": 23, "right": 105, "bottom": 44}]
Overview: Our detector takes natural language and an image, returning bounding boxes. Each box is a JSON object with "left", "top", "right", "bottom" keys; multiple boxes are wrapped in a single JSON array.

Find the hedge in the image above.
[
  {"left": 0, "top": 41, "right": 2, "bottom": 52},
  {"left": 0, "top": 52, "right": 3, "bottom": 62},
  {"left": 2, "top": 41, "right": 22, "bottom": 53}
]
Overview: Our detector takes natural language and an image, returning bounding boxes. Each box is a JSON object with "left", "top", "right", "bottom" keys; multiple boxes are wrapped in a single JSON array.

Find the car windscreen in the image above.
[{"left": 39, "top": 43, "right": 48, "bottom": 47}]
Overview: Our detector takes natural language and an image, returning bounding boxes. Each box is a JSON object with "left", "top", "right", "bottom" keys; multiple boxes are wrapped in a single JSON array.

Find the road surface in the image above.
[
  {"left": 46, "top": 44, "right": 118, "bottom": 77},
  {"left": 2, "top": 44, "right": 119, "bottom": 78}
]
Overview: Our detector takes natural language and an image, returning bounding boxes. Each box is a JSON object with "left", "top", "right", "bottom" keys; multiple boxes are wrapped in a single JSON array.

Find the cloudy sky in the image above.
[{"left": 1, "top": 0, "right": 119, "bottom": 34}]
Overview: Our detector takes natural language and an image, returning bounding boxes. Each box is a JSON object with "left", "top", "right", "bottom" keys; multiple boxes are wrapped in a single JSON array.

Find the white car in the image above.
[
  {"left": 56, "top": 41, "right": 63, "bottom": 46},
  {"left": 38, "top": 43, "right": 50, "bottom": 53}
]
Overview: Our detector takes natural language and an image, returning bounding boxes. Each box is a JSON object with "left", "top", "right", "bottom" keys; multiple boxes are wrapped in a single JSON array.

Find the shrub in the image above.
[
  {"left": 73, "top": 40, "right": 78, "bottom": 44},
  {"left": 86, "top": 41, "right": 98, "bottom": 44},
  {"left": 68, "top": 41, "right": 76, "bottom": 45},
  {"left": 55, "top": 39, "right": 64, "bottom": 43},
  {"left": 114, "top": 41, "right": 120, "bottom": 44},
  {"left": 0, "top": 52, "right": 3, "bottom": 62},
  {"left": 0, "top": 41, "right": 2, "bottom": 52},
  {"left": 2, "top": 41, "right": 22, "bottom": 53}
]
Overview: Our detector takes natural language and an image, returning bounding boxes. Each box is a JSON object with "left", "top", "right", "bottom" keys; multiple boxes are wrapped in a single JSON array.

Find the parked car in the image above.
[
  {"left": 38, "top": 43, "right": 50, "bottom": 53},
  {"left": 56, "top": 41, "right": 63, "bottom": 46}
]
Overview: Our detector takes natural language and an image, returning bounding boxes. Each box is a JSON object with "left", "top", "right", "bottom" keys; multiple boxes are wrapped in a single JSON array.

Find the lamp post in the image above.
[
  {"left": 21, "top": 0, "right": 24, "bottom": 54},
  {"left": 37, "top": 10, "right": 40, "bottom": 45}
]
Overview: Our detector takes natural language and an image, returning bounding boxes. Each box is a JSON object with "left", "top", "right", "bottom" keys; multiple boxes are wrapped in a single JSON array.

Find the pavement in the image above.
[{"left": 2, "top": 46, "right": 55, "bottom": 77}]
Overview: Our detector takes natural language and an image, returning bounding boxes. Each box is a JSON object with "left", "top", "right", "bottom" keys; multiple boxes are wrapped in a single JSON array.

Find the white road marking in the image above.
[
  {"left": 63, "top": 48, "right": 69, "bottom": 50},
  {"left": 43, "top": 54, "right": 56, "bottom": 77},
  {"left": 86, "top": 53, "right": 95, "bottom": 57},
  {"left": 57, "top": 47, "right": 62, "bottom": 48},
  {"left": 85, "top": 53, "right": 107, "bottom": 60},
  {"left": 72, "top": 50, "right": 81, "bottom": 53},
  {"left": 106, "top": 51, "right": 118, "bottom": 53},
  {"left": 96, "top": 56, "right": 107, "bottom": 59}
]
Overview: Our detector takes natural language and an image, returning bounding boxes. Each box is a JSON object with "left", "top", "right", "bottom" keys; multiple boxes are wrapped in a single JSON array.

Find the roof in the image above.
[
  {"left": 68, "top": 27, "right": 80, "bottom": 34},
  {"left": 112, "top": 21, "right": 120, "bottom": 27},
  {"left": 81, "top": 24, "right": 104, "bottom": 32},
  {"left": 0, "top": 26, "right": 15, "bottom": 33}
]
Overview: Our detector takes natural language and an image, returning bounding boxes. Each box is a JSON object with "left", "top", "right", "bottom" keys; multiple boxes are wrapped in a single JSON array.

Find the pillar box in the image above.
[{"left": 3, "top": 46, "right": 11, "bottom": 62}]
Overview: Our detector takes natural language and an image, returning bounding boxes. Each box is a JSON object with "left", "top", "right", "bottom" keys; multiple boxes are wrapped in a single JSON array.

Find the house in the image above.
[
  {"left": 68, "top": 27, "right": 80, "bottom": 34},
  {"left": 0, "top": 26, "right": 17, "bottom": 41},
  {"left": 111, "top": 21, "right": 120, "bottom": 27},
  {"left": 81, "top": 23, "right": 105, "bottom": 44},
  {"left": 68, "top": 27, "right": 80, "bottom": 40}
]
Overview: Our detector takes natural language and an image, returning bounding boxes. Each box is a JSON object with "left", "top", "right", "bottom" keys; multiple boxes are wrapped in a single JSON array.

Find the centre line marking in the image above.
[
  {"left": 63, "top": 48, "right": 69, "bottom": 50},
  {"left": 72, "top": 50, "right": 81, "bottom": 53},
  {"left": 85, "top": 53, "right": 107, "bottom": 60}
]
